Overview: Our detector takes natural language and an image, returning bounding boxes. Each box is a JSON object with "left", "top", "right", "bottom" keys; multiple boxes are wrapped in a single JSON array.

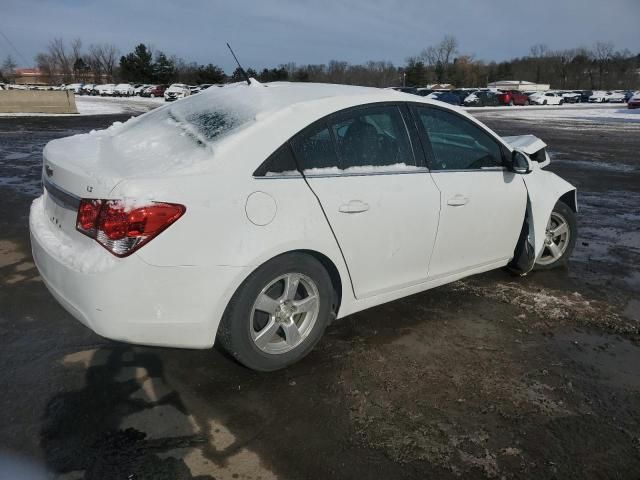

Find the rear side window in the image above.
[
  {"left": 290, "top": 123, "right": 339, "bottom": 172},
  {"left": 254, "top": 144, "right": 300, "bottom": 177},
  {"left": 330, "top": 106, "right": 415, "bottom": 170},
  {"left": 414, "top": 106, "right": 504, "bottom": 171},
  {"left": 290, "top": 105, "right": 416, "bottom": 174}
]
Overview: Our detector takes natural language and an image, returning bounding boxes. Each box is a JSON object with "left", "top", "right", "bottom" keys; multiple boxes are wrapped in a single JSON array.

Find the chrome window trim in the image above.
[{"left": 254, "top": 168, "right": 431, "bottom": 180}]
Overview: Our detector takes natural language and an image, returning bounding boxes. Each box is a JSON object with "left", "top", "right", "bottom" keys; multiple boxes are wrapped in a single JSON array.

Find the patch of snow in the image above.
[{"left": 471, "top": 104, "right": 640, "bottom": 122}]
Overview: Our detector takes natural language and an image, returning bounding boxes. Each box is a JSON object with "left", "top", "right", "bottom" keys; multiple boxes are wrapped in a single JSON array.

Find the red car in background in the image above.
[
  {"left": 497, "top": 90, "right": 530, "bottom": 106},
  {"left": 140, "top": 84, "right": 167, "bottom": 98}
]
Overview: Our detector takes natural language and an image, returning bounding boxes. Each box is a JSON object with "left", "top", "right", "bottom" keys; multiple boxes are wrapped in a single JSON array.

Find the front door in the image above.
[{"left": 411, "top": 105, "right": 527, "bottom": 279}]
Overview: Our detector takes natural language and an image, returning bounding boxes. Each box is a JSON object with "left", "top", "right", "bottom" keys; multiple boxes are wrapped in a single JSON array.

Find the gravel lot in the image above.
[{"left": 1, "top": 105, "right": 639, "bottom": 479}]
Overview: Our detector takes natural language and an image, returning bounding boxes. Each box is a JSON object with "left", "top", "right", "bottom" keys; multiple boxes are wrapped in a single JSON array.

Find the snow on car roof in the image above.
[{"left": 65, "top": 80, "right": 461, "bottom": 178}]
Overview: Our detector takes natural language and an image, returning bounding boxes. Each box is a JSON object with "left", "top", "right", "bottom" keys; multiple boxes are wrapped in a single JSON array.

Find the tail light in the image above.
[{"left": 76, "top": 199, "right": 185, "bottom": 257}]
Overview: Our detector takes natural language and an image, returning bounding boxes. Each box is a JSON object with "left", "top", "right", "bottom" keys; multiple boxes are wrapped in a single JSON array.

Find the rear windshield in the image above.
[{"left": 115, "top": 87, "right": 255, "bottom": 146}]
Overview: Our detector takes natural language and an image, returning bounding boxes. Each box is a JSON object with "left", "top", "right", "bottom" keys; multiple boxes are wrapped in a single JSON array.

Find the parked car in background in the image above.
[
  {"left": 624, "top": 90, "right": 636, "bottom": 102},
  {"left": 588, "top": 91, "right": 611, "bottom": 103},
  {"left": 388, "top": 86, "right": 419, "bottom": 95},
  {"left": 529, "top": 92, "right": 564, "bottom": 105},
  {"left": 497, "top": 90, "right": 530, "bottom": 106},
  {"left": 561, "top": 91, "right": 582, "bottom": 103},
  {"left": 577, "top": 90, "right": 593, "bottom": 102},
  {"left": 114, "top": 83, "right": 135, "bottom": 97},
  {"left": 463, "top": 90, "right": 500, "bottom": 107},
  {"left": 607, "top": 91, "right": 626, "bottom": 103},
  {"left": 425, "top": 91, "right": 465, "bottom": 106},
  {"left": 80, "top": 84, "right": 95, "bottom": 95},
  {"left": 199, "top": 84, "right": 214, "bottom": 91},
  {"left": 63, "top": 83, "right": 84, "bottom": 94},
  {"left": 628, "top": 92, "right": 640, "bottom": 109},
  {"left": 30, "top": 81, "right": 577, "bottom": 371},
  {"left": 134, "top": 84, "right": 151, "bottom": 96},
  {"left": 164, "top": 83, "right": 191, "bottom": 101},
  {"left": 188, "top": 85, "right": 201, "bottom": 95},
  {"left": 141, "top": 84, "right": 167, "bottom": 98},
  {"left": 95, "top": 84, "right": 117, "bottom": 96},
  {"left": 416, "top": 88, "right": 434, "bottom": 97}
]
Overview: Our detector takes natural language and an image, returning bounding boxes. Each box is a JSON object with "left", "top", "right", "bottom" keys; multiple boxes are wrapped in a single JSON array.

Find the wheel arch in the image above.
[{"left": 559, "top": 190, "right": 578, "bottom": 213}]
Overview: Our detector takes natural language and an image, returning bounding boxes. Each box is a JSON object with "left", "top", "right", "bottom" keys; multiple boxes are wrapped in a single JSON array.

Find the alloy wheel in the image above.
[
  {"left": 537, "top": 212, "right": 571, "bottom": 266},
  {"left": 250, "top": 273, "right": 320, "bottom": 354}
]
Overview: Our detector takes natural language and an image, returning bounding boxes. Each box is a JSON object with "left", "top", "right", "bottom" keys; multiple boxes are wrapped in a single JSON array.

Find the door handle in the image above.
[
  {"left": 447, "top": 194, "right": 469, "bottom": 206},
  {"left": 339, "top": 200, "right": 370, "bottom": 214}
]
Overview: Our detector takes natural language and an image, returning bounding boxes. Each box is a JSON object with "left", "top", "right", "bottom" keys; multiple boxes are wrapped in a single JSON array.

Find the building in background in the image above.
[{"left": 487, "top": 80, "right": 550, "bottom": 91}]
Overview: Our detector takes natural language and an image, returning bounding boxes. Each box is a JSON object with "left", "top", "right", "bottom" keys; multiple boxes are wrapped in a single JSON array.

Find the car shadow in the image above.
[{"left": 40, "top": 346, "right": 212, "bottom": 479}]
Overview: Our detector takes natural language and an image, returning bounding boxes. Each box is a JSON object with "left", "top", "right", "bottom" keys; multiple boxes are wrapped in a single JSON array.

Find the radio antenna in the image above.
[{"left": 226, "top": 43, "right": 251, "bottom": 85}]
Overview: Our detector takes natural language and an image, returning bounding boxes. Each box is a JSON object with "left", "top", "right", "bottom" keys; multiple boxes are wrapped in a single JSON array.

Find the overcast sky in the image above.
[{"left": 1, "top": 0, "right": 639, "bottom": 71}]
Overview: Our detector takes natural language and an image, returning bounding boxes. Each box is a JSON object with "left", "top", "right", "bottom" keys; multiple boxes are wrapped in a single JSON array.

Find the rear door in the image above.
[
  {"left": 411, "top": 105, "right": 527, "bottom": 279},
  {"left": 292, "top": 104, "right": 441, "bottom": 299}
]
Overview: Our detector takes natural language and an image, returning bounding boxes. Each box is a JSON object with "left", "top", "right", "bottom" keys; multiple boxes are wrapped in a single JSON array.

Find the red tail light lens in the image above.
[{"left": 76, "top": 199, "right": 185, "bottom": 257}]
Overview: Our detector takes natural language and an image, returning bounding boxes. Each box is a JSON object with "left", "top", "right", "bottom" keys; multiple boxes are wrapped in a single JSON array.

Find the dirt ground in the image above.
[{"left": 0, "top": 110, "right": 639, "bottom": 479}]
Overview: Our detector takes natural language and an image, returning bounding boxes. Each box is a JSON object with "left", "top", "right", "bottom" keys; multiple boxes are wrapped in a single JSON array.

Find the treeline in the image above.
[
  {"left": 405, "top": 36, "right": 639, "bottom": 90},
  {"left": 2, "top": 36, "right": 638, "bottom": 89}
]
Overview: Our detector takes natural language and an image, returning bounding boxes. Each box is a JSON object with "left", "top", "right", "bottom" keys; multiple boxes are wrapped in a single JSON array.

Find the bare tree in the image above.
[
  {"left": 35, "top": 52, "right": 56, "bottom": 84},
  {"left": 87, "top": 44, "right": 104, "bottom": 82},
  {"left": 1, "top": 54, "right": 17, "bottom": 82},
  {"left": 98, "top": 44, "right": 118, "bottom": 82},
  {"left": 47, "top": 38, "right": 72, "bottom": 82},
  {"left": 420, "top": 35, "right": 459, "bottom": 82},
  {"left": 592, "top": 42, "right": 614, "bottom": 88}
]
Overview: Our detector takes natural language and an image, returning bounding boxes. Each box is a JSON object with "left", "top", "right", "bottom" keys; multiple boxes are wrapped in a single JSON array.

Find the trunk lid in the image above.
[{"left": 42, "top": 133, "right": 123, "bottom": 239}]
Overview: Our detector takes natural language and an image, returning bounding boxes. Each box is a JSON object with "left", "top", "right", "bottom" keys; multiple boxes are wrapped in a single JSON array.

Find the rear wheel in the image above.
[
  {"left": 508, "top": 100, "right": 514, "bottom": 106},
  {"left": 534, "top": 201, "right": 577, "bottom": 270},
  {"left": 217, "top": 253, "right": 335, "bottom": 371}
]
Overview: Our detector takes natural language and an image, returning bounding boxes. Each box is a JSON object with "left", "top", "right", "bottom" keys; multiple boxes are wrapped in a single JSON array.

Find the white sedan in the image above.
[
  {"left": 529, "top": 92, "right": 564, "bottom": 105},
  {"left": 164, "top": 83, "right": 191, "bottom": 102},
  {"left": 114, "top": 83, "right": 135, "bottom": 97},
  {"left": 30, "top": 81, "right": 577, "bottom": 370}
]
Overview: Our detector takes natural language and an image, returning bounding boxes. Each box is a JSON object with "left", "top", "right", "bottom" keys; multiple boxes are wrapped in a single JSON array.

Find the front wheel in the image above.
[
  {"left": 217, "top": 253, "right": 335, "bottom": 371},
  {"left": 534, "top": 201, "right": 577, "bottom": 270}
]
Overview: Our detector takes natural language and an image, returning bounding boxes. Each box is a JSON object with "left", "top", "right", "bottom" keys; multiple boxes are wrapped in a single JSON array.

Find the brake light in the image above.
[{"left": 76, "top": 199, "right": 185, "bottom": 257}]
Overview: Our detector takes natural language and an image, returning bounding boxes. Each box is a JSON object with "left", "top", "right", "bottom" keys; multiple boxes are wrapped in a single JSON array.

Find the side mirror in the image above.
[{"left": 511, "top": 150, "right": 532, "bottom": 174}]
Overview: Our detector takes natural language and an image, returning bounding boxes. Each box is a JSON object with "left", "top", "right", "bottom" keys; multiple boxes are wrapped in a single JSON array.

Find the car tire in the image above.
[
  {"left": 525, "top": 100, "right": 530, "bottom": 106},
  {"left": 508, "top": 100, "right": 514, "bottom": 106},
  {"left": 217, "top": 253, "right": 335, "bottom": 371},
  {"left": 543, "top": 100, "right": 547, "bottom": 105},
  {"left": 560, "top": 100, "right": 564, "bottom": 105},
  {"left": 534, "top": 201, "right": 577, "bottom": 271}
]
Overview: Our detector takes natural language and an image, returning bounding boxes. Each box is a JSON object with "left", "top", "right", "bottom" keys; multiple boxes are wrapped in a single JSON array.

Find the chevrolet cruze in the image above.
[{"left": 30, "top": 81, "right": 577, "bottom": 370}]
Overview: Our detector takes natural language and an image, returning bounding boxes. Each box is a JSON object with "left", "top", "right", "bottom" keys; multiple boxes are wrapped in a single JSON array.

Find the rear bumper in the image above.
[{"left": 30, "top": 199, "right": 248, "bottom": 349}]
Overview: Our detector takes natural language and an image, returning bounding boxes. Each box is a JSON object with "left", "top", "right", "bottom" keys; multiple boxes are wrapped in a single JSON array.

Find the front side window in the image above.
[{"left": 414, "top": 106, "right": 504, "bottom": 171}]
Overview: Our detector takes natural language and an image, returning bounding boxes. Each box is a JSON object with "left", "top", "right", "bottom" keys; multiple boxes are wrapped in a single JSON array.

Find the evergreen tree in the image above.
[
  {"left": 230, "top": 66, "right": 257, "bottom": 82},
  {"left": 152, "top": 52, "right": 176, "bottom": 84},
  {"left": 197, "top": 64, "right": 225, "bottom": 84},
  {"left": 119, "top": 43, "right": 154, "bottom": 82}
]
